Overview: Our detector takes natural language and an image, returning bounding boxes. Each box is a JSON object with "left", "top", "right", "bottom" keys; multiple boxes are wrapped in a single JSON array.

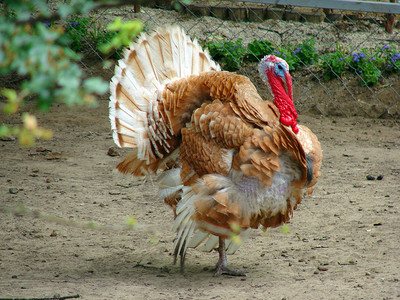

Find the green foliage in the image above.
[
  {"left": 63, "top": 16, "right": 107, "bottom": 53},
  {"left": 0, "top": 0, "right": 142, "bottom": 146},
  {"left": 126, "top": 216, "right": 137, "bottom": 228},
  {"left": 246, "top": 40, "right": 274, "bottom": 62},
  {"left": 1, "top": 88, "right": 21, "bottom": 114},
  {"left": 0, "top": 18, "right": 107, "bottom": 111},
  {"left": 380, "top": 45, "right": 400, "bottom": 73},
  {"left": 99, "top": 17, "right": 144, "bottom": 56},
  {"left": 0, "top": 1, "right": 106, "bottom": 108},
  {"left": 291, "top": 38, "right": 318, "bottom": 67},
  {"left": 320, "top": 45, "right": 350, "bottom": 80},
  {"left": 0, "top": 113, "right": 52, "bottom": 147},
  {"left": 207, "top": 36, "right": 399, "bottom": 87},
  {"left": 206, "top": 39, "right": 246, "bottom": 71},
  {"left": 63, "top": 16, "right": 143, "bottom": 59},
  {"left": 320, "top": 45, "right": 400, "bottom": 86},
  {"left": 267, "top": 39, "right": 318, "bottom": 71},
  {"left": 229, "top": 222, "right": 242, "bottom": 246},
  {"left": 281, "top": 224, "right": 290, "bottom": 234},
  {"left": 3, "top": 0, "right": 96, "bottom": 22},
  {"left": 349, "top": 49, "right": 382, "bottom": 86},
  {"left": 50, "top": 15, "right": 145, "bottom": 79},
  {"left": 207, "top": 38, "right": 318, "bottom": 71},
  {"left": 271, "top": 47, "right": 294, "bottom": 68},
  {"left": 64, "top": 16, "right": 91, "bottom": 52}
]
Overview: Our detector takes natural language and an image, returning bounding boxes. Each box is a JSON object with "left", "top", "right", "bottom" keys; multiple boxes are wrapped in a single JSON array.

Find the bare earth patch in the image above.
[{"left": 1, "top": 91, "right": 400, "bottom": 299}]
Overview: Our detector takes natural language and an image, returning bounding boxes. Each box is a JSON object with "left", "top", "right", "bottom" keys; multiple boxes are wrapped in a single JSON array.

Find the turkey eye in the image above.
[{"left": 277, "top": 65, "right": 283, "bottom": 70}]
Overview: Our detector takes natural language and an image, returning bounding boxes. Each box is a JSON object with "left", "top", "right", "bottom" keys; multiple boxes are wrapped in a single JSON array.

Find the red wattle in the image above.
[
  {"left": 291, "top": 122, "right": 299, "bottom": 134},
  {"left": 280, "top": 114, "right": 292, "bottom": 126},
  {"left": 274, "top": 97, "right": 298, "bottom": 134},
  {"left": 267, "top": 70, "right": 299, "bottom": 134}
]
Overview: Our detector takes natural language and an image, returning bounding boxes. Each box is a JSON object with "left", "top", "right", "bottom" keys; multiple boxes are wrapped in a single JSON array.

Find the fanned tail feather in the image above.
[{"left": 110, "top": 26, "right": 220, "bottom": 175}]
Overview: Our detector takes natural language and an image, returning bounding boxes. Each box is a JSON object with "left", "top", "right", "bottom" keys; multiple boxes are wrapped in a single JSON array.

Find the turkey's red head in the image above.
[{"left": 258, "top": 55, "right": 299, "bottom": 134}]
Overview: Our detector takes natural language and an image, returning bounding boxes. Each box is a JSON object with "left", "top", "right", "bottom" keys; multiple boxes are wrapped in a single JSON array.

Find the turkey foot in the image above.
[
  {"left": 214, "top": 264, "right": 246, "bottom": 277},
  {"left": 213, "top": 237, "right": 246, "bottom": 277}
]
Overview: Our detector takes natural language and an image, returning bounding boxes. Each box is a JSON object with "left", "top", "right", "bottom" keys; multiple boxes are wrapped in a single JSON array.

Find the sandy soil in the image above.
[
  {"left": 1, "top": 6, "right": 400, "bottom": 300},
  {"left": 1, "top": 87, "right": 400, "bottom": 300}
]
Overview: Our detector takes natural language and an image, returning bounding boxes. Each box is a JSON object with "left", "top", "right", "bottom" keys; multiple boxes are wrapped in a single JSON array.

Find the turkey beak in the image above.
[{"left": 284, "top": 72, "right": 293, "bottom": 102}]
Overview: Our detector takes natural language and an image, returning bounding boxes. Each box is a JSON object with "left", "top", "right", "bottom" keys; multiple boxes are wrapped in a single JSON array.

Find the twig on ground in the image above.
[
  {"left": 134, "top": 261, "right": 171, "bottom": 273},
  {"left": 0, "top": 294, "right": 80, "bottom": 300}
]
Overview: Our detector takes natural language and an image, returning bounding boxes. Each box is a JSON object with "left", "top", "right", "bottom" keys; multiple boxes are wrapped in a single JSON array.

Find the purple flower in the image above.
[
  {"left": 391, "top": 53, "right": 400, "bottom": 61},
  {"left": 293, "top": 47, "right": 302, "bottom": 54},
  {"left": 339, "top": 58, "right": 344, "bottom": 61},
  {"left": 358, "top": 70, "right": 362, "bottom": 74},
  {"left": 351, "top": 52, "right": 365, "bottom": 62},
  {"left": 370, "top": 57, "right": 377, "bottom": 61},
  {"left": 69, "top": 21, "right": 79, "bottom": 27},
  {"left": 44, "top": 21, "right": 51, "bottom": 27},
  {"left": 387, "top": 64, "right": 392, "bottom": 68},
  {"left": 382, "top": 45, "right": 391, "bottom": 51},
  {"left": 272, "top": 50, "right": 283, "bottom": 56}
]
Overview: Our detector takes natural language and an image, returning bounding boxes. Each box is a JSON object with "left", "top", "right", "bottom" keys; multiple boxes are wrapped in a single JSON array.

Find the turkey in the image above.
[{"left": 109, "top": 25, "right": 322, "bottom": 276}]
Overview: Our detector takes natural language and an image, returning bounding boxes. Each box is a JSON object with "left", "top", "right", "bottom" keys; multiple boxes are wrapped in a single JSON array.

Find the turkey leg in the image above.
[{"left": 214, "top": 237, "right": 245, "bottom": 276}]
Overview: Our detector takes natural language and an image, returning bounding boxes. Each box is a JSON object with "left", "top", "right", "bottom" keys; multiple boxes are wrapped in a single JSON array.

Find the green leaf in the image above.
[
  {"left": 106, "top": 17, "right": 124, "bottom": 32},
  {"left": 57, "top": 3, "right": 75, "bottom": 18},
  {"left": 1, "top": 88, "right": 17, "bottom": 101},
  {"left": 70, "top": 0, "right": 97, "bottom": 14},
  {"left": 0, "top": 125, "right": 11, "bottom": 137},
  {"left": 83, "top": 77, "right": 109, "bottom": 94},
  {"left": 101, "top": 18, "right": 143, "bottom": 54},
  {"left": 281, "top": 224, "right": 290, "bottom": 234},
  {"left": 19, "top": 128, "right": 35, "bottom": 147},
  {"left": 150, "top": 236, "right": 159, "bottom": 244},
  {"left": 2, "top": 88, "right": 21, "bottom": 114},
  {"left": 89, "top": 221, "right": 97, "bottom": 229},
  {"left": 126, "top": 216, "right": 137, "bottom": 228},
  {"left": 229, "top": 222, "right": 241, "bottom": 233},
  {"left": 230, "top": 233, "right": 242, "bottom": 246}
]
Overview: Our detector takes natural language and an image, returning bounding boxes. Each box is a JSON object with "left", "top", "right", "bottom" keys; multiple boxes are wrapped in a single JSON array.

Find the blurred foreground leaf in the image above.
[
  {"left": 281, "top": 224, "right": 290, "bottom": 234},
  {"left": 99, "top": 18, "right": 143, "bottom": 54},
  {"left": 0, "top": 0, "right": 141, "bottom": 146}
]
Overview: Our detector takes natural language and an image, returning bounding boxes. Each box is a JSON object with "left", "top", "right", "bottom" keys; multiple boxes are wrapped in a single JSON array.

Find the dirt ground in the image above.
[
  {"left": 1, "top": 87, "right": 400, "bottom": 299},
  {"left": 1, "top": 6, "right": 400, "bottom": 300}
]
